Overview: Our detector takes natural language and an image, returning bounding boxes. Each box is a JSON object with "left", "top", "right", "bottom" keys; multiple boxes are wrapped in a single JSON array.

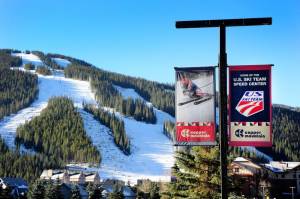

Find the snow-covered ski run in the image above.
[{"left": 0, "top": 53, "right": 175, "bottom": 184}]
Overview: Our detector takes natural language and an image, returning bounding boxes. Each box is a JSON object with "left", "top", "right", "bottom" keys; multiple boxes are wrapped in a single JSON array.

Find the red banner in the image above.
[
  {"left": 176, "top": 123, "right": 215, "bottom": 142},
  {"left": 175, "top": 67, "right": 216, "bottom": 146}
]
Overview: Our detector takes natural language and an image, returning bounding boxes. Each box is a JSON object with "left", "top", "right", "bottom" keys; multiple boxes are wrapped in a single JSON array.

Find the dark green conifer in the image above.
[
  {"left": 108, "top": 184, "right": 124, "bottom": 199},
  {"left": 166, "top": 147, "right": 221, "bottom": 199},
  {"left": 29, "top": 180, "right": 46, "bottom": 199},
  {"left": 70, "top": 186, "right": 81, "bottom": 199}
]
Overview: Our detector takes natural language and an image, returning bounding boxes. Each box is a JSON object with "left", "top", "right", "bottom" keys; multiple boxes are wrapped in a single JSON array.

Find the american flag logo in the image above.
[{"left": 236, "top": 91, "right": 264, "bottom": 117}]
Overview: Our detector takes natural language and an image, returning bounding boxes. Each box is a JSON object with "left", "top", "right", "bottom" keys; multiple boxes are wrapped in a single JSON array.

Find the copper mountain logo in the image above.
[
  {"left": 235, "top": 129, "right": 265, "bottom": 138},
  {"left": 235, "top": 129, "right": 244, "bottom": 137},
  {"left": 181, "top": 129, "right": 190, "bottom": 137}
]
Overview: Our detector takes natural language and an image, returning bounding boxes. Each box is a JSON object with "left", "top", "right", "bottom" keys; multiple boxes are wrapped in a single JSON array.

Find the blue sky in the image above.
[{"left": 0, "top": 0, "right": 299, "bottom": 107}]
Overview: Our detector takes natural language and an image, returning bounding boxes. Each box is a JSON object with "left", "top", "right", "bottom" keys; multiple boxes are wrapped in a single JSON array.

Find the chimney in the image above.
[{"left": 48, "top": 169, "right": 53, "bottom": 177}]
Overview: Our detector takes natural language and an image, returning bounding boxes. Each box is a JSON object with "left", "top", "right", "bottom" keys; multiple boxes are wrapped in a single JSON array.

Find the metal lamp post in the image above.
[{"left": 176, "top": 17, "right": 272, "bottom": 199}]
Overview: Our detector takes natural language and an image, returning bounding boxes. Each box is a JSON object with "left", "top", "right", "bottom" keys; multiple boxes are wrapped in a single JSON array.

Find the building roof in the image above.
[
  {"left": 234, "top": 157, "right": 249, "bottom": 162},
  {"left": 123, "top": 186, "right": 136, "bottom": 197},
  {"left": 69, "top": 173, "right": 82, "bottom": 178},
  {"left": 263, "top": 161, "right": 300, "bottom": 173},
  {"left": 232, "top": 157, "right": 261, "bottom": 170},
  {"left": 85, "top": 173, "right": 97, "bottom": 177},
  {"left": 51, "top": 172, "right": 66, "bottom": 180},
  {"left": 0, "top": 177, "right": 28, "bottom": 188},
  {"left": 101, "top": 184, "right": 136, "bottom": 197},
  {"left": 62, "top": 184, "right": 88, "bottom": 197}
]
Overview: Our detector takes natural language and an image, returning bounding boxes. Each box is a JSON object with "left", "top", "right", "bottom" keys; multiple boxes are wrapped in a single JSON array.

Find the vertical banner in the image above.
[
  {"left": 175, "top": 67, "right": 216, "bottom": 146},
  {"left": 229, "top": 65, "right": 272, "bottom": 147}
]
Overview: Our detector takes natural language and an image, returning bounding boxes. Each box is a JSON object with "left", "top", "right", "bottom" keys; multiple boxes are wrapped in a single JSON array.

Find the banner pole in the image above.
[
  {"left": 175, "top": 17, "right": 272, "bottom": 199},
  {"left": 219, "top": 25, "right": 228, "bottom": 199}
]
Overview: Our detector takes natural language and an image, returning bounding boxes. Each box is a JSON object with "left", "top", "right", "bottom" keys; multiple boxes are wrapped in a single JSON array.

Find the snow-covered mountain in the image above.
[{"left": 0, "top": 53, "right": 175, "bottom": 184}]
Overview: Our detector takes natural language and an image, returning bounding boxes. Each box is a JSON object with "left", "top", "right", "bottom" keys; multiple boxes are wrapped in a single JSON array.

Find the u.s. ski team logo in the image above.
[{"left": 236, "top": 91, "right": 264, "bottom": 117}]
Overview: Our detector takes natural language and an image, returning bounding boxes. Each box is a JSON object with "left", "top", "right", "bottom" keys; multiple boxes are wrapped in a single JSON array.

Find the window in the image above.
[{"left": 234, "top": 168, "right": 239, "bottom": 173}]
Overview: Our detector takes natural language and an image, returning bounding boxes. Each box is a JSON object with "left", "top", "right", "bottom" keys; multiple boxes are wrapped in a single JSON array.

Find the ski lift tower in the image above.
[{"left": 175, "top": 17, "right": 272, "bottom": 199}]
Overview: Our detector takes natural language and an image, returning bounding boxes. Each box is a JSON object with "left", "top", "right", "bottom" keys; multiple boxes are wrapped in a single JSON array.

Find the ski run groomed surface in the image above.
[{"left": 0, "top": 53, "right": 175, "bottom": 184}]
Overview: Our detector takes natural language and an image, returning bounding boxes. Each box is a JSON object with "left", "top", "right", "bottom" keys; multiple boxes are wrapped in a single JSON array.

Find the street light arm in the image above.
[{"left": 176, "top": 17, "right": 272, "bottom": 28}]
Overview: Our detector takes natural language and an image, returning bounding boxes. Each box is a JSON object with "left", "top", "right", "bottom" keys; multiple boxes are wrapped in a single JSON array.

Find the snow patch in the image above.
[
  {"left": 52, "top": 58, "right": 71, "bottom": 68},
  {"left": 12, "top": 53, "right": 43, "bottom": 66},
  {"left": 114, "top": 84, "right": 174, "bottom": 123},
  {"left": 113, "top": 85, "right": 143, "bottom": 101}
]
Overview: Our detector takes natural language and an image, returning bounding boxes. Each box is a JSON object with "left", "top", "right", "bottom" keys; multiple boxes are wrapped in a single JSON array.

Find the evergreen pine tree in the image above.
[
  {"left": 92, "top": 187, "right": 103, "bottom": 199},
  {"left": 166, "top": 146, "right": 221, "bottom": 199},
  {"left": 136, "top": 190, "right": 144, "bottom": 199},
  {"left": 86, "top": 183, "right": 94, "bottom": 198},
  {"left": 149, "top": 183, "right": 160, "bottom": 199},
  {"left": 24, "top": 63, "right": 35, "bottom": 70},
  {"left": 108, "top": 184, "right": 124, "bottom": 199},
  {"left": 29, "top": 180, "right": 46, "bottom": 199},
  {"left": 87, "top": 183, "right": 103, "bottom": 199},
  {"left": 54, "top": 183, "right": 63, "bottom": 199},
  {"left": 70, "top": 186, "right": 81, "bottom": 199},
  {"left": 44, "top": 182, "right": 61, "bottom": 199}
]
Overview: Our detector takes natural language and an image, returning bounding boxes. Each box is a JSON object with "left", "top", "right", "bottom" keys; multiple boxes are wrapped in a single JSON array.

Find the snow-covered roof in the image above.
[
  {"left": 232, "top": 157, "right": 261, "bottom": 171},
  {"left": 0, "top": 177, "right": 28, "bottom": 188},
  {"left": 85, "top": 173, "right": 96, "bottom": 177},
  {"left": 69, "top": 173, "right": 84, "bottom": 180},
  {"left": 62, "top": 184, "right": 88, "bottom": 197},
  {"left": 234, "top": 157, "right": 249, "bottom": 162},
  {"left": 263, "top": 161, "right": 300, "bottom": 173},
  {"left": 101, "top": 185, "right": 136, "bottom": 197},
  {"left": 85, "top": 173, "right": 99, "bottom": 180},
  {"left": 51, "top": 172, "right": 66, "bottom": 180}
]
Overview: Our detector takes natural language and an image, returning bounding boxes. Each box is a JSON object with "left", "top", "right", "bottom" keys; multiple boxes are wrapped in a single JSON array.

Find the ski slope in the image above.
[
  {"left": 52, "top": 57, "right": 71, "bottom": 68},
  {"left": 1, "top": 53, "right": 175, "bottom": 183},
  {"left": 0, "top": 71, "right": 95, "bottom": 148},
  {"left": 113, "top": 85, "right": 143, "bottom": 101},
  {"left": 80, "top": 86, "right": 174, "bottom": 183},
  {"left": 80, "top": 108, "right": 175, "bottom": 184},
  {"left": 12, "top": 53, "right": 43, "bottom": 66}
]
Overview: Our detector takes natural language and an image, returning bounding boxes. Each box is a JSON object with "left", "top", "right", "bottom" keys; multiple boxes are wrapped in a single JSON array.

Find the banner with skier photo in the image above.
[
  {"left": 229, "top": 65, "right": 272, "bottom": 147},
  {"left": 175, "top": 67, "right": 216, "bottom": 146}
]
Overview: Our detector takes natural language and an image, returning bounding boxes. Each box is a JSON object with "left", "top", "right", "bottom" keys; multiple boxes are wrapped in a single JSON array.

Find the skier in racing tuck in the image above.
[{"left": 179, "top": 73, "right": 204, "bottom": 98}]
